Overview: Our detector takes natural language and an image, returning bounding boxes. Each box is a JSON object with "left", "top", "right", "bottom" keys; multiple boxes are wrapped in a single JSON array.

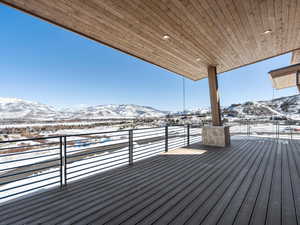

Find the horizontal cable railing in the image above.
[
  {"left": 225, "top": 119, "right": 300, "bottom": 139},
  {"left": 0, "top": 125, "right": 201, "bottom": 204},
  {"left": 1, "top": 120, "right": 297, "bottom": 204}
]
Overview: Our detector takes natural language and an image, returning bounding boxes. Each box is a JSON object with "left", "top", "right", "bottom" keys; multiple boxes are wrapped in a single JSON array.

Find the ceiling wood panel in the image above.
[{"left": 1, "top": 0, "right": 300, "bottom": 80}]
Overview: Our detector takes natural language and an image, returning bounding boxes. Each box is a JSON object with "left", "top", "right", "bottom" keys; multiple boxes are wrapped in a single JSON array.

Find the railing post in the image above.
[
  {"left": 128, "top": 130, "right": 133, "bottom": 165},
  {"left": 165, "top": 125, "right": 168, "bottom": 152},
  {"left": 275, "top": 122, "right": 277, "bottom": 139},
  {"left": 275, "top": 121, "right": 278, "bottom": 139},
  {"left": 274, "top": 121, "right": 276, "bottom": 139},
  {"left": 187, "top": 124, "right": 190, "bottom": 146},
  {"left": 247, "top": 121, "right": 249, "bottom": 136},
  {"left": 59, "top": 136, "right": 63, "bottom": 188},
  {"left": 63, "top": 136, "right": 67, "bottom": 186},
  {"left": 277, "top": 121, "right": 280, "bottom": 139},
  {"left": 60, "top": 136, "right": 67, "bottom": 188}
]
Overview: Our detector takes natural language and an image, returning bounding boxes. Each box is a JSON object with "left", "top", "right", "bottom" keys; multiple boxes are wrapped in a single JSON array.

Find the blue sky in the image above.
[{"left": 0, "top": 4, "right": 298, "bottom": 111}]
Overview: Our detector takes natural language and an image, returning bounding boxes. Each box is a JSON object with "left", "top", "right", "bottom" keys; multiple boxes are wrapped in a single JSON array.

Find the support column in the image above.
[
  {"left": 207, "top": 65, "right": 222, "bottom": 126},
  {"left": 202, "top": 65, "right": 230, "bottom": 147}
]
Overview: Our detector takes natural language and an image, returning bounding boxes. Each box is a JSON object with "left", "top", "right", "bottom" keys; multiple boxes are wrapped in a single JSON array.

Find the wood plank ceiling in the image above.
[{"left": 1, "top": 0, "right": 300, "bottom": 80}]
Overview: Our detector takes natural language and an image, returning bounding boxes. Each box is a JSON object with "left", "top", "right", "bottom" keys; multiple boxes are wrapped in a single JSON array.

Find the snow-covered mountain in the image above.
[
  {"left": 224, "top": 94, "right": 300, "bottom": 120},
  {"left": 0, "top": 97, "right": 59, "bottom": 120},
  {"left": 0, "top": 98, "right": 167, "bottom": 120},
  {"left": 66, "top": 104, "right": 167, "bottom": 119},
  {"left": 267, "top": 94, "right": 300, "bottom": 114},
  {"left": 1, "top": 94, "right": 299, "bottom": 121}
]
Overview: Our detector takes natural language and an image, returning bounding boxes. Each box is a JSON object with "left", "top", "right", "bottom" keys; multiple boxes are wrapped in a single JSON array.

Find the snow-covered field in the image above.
[
  {"left": 0, "top": 121, "right": 124, "bottom": 129},
  {"left": 0, "top": 126, "right": 200, "bottom": 204}
]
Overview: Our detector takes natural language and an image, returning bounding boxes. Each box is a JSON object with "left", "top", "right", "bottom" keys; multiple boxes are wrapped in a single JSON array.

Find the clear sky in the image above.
[{"left": 0, "top": 4, "right": 298, "bottom": 111}]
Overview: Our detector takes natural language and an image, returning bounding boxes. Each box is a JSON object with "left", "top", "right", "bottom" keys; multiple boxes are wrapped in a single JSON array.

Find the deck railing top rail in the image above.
[{"left": 0, "top": 124, "right": 191, "bottom": 143}]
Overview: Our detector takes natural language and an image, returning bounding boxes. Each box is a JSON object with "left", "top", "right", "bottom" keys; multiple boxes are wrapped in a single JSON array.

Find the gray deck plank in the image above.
[
  {"left": 82, "top": 140, "right": 252, "bottom": 224},
  {"left": 181, "top": 139, "right": 267, "bottom": 225},
  {"left": 233, "top": 139, "right": 276, "bottom": 225},
  {"left": 200, "top": 139, "right": 271, "bottom": 225},
  {"left": 0, "top": 155, "right": 167, "bottom": 215},
  {"left": 265, "top": 140, "right": 282, "bottom": 225},
  {"left": 135, "top": 140, "right": 259, "bottom": 225},
  {"left": 288, "top": 140, "right": 300, "bottom": 224},
  {"left": 6, "top": 153, "right": 212, "bottom": 224},
  {"left": 42, "top": 155, "right": 218, "bottom": 225},
  {"left": 18, "top": 141, "right": 237, "bottom": 225},
  {"left": 248, "top": 140, "right": 278, "bottom": 225},
  {"left": 0, "top": 138, "right": 299, "bottom": 225},
  {"left": 0, "top": 156, "right": 175, "bottom": 222},
  {"left": 281, "top": 140, "right": 298, "bottom": 225},
  {"left": 215, "top": 139, "right": 274, "bottom": 225},
  {"left": 54, "top": 142, "right": 248, "bottom": 225}
]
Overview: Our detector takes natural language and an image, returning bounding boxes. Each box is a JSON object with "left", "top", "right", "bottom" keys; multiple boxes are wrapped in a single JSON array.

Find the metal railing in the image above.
[
  {"left": 0, "top": 125, "right": 202, "bottom": 204},
  {"left": 2, "top": 119, "right": 297, "bottom": 204},
  {"left": 225, "top": 119, "right": 299, "bottom": 139}
]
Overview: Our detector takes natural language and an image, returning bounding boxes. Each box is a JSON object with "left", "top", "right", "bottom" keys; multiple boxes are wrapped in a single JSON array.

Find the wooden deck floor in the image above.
[{"left": 1, "top": 137, "right": 300, "bottom": 225}]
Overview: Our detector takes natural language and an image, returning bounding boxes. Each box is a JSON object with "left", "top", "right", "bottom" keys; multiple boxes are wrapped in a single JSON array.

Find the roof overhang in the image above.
[
  {"left": 291, "top": 50, "right": 300, "bottom": 65},
  {"left": 1, "top": 0, "right": 300, "bottom": 80},
  {"left": 269, "top": 63, "right": 300, "bottom": 89}
]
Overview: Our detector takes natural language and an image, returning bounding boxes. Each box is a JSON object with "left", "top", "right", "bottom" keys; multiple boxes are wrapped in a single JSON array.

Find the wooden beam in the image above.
[{"left": 207, "top": 65, "right": 222, "bottom": 126}]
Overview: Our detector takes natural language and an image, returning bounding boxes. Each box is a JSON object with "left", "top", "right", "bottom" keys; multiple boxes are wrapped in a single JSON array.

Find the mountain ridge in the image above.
[
  {"left": 224, "top": 94, "right": 300, "bottom": 120},
  {"left": 0, "top": 98, "right": 168, "bottom": 120},
  {"left": 0, "top": 94, "right": 299, "bottom": 121}
]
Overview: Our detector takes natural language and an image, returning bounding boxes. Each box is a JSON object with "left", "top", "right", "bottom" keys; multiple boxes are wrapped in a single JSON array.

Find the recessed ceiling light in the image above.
[
  {"left": 163, "top": 35, "right": 170, "bottom": 40},
  {"left": 264, "top": 29, "right": 272, "bottom": 34},
  {"left": 196, "top": 58, "right": 201, "bottom": 61}
]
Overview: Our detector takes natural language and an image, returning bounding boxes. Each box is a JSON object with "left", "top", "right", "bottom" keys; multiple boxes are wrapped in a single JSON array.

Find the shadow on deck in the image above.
[{"left": 0, "top": 137, "right": 299, "bottom": 225}]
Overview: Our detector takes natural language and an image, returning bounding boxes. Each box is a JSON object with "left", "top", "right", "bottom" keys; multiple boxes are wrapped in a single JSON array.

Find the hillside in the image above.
[
  {"left": 0, "top": 98, "right": 167, "bottom": 120},
  {"left": 0, "top": 94, "right": 299, "bottom": 121},
  {"left": 65, "top": 104, "right": 167, "bottom": 119},
  {"left": 224, "top": 94, "right": 300, "bottom": 119},
  {"left": 0, "top": 97, "right": 59, "bottom": 120}
]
